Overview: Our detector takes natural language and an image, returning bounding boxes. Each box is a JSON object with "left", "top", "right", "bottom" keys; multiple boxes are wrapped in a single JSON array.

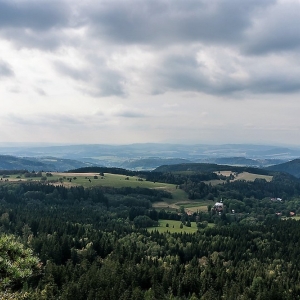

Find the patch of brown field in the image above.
[
  {"left": 51, "top": 181, "right": 80, "bottom": 188},
  {"left": 153, "top": 202, "right": 178, "bottom": 209},
  {"left": 214, "top": 171, "right": 233, "bottom": 176},
  {"left": 203, "top": 179, "right": 225, "bottom": 186},
  {"left": 55, "top": 172, "right": 100, "bottom": 177},
  {"left": 187, "top": 206, "right": 208, "bottom": 213},
  {"left": 233, "top": 172, "right": 272, "bottom": 182}
]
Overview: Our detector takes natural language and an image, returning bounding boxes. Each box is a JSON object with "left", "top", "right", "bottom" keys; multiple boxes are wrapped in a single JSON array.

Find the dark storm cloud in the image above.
[{"left": 0, "top": 60, "right": 14, "bottom": 77}]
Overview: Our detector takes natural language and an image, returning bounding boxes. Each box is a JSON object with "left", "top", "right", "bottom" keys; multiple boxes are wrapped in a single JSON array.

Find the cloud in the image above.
[
  {"left": 35, "top": 87, "right": 47, "bottom": 96},
  {"left": 148, "top": 46, "right": 300, "bottom": 96},
  {"left": 0, "top": 0, "right": 276, "bottom": 50},
  {"left": 0, "top": 0, "right": 70, "bottom": 30},
  {"left": 0, "top": 0, "right": 75, "bottom": 50},
  {"left": 1, "top": 0, "right": 300, "bottom": 99},
  {"left": 6, "top": 113, "right": 83, "bottom": 127},
  {"left": 113, "top": 109, "right": 146, "bottom": 118},
  {"left": 243, "top": 0, "right": 300, "bottom": 55},
  {"left": 0, "top": 60, "right": 14, "bottom": 77},
  {"left": 54, "top": 59, "right": 126, "bottom": 97},
  {"left": 85, "top": 0, "right": 274, "bottom": 46}
]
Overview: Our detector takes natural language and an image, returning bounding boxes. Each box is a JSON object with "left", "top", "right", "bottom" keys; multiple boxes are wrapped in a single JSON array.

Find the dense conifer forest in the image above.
[{"left": 2, "top": 169, "right": 300, "bottom": 299}]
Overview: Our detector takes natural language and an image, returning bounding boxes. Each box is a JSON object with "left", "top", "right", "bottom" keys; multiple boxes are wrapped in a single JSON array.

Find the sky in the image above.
[{"left": 1, "top": 0, "right": 300, "bottom": 146}]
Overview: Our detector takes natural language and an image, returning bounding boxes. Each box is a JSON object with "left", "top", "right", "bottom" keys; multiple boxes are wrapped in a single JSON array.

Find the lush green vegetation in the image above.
[{"left": 2, "top": 166, "right": 300, "bottom": 299}]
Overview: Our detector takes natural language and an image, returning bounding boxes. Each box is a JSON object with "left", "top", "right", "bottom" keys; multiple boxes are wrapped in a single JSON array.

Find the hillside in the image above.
[
  {"left": 0, "top": 155, "right": 99, "bottom": 172},
  {"left": 154, "top": 162, "right": 272, "bottom": 175},
  {"left": 266, "top": 159, "right": 300, "bottom": 178}
]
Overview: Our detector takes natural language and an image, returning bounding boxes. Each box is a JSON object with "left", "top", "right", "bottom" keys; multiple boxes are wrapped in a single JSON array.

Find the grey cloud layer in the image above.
[
  {"left": 0, "top": 0, "right": 70, "bottom": 29},
  {"left": 54, "top": 60, "right": 125, "bottom": 97},
  {"left": 1, "top": 0, "right": 300, "bottom": 97},
  {"left": 86, "top": 0, "right": 274, "bottom": 46}
]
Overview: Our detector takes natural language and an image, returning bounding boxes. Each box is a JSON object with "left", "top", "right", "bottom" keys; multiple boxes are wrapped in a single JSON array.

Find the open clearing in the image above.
[
  {"left": 215, "top": 171, "right": 233, "bottom": 176},
  {"left": 148, "top": 219, "right": 214, "bottom": 233},
  {"left": 1, "top": 171, "right": 272, "bottom": 213},
  {"left": 208, "top": 171, "right": 273, "bottom": 184},
  {"left": 152, "top": 199, "right": 212, "bottom": 213},
  {"left": 148, "top": 220, "right": 198, "bottom": 233},
  {"left": 233, "top": 172, "right": 272, "bottom": 182}
]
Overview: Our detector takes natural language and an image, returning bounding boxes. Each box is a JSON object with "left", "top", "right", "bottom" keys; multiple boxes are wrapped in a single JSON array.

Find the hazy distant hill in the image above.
[
  {"left": 0, "top": 143, "right": 300, "bottom": 164},
  {"left": 0, "top": 155, "right": 99, "bottom": 172},
  {"left": 266, "top": 159, "right": 300, "bottom": 178},
  {"left": 119, "top": 158, "right": 191, "bottom": 170},
  {"left": 196, "top": 157, "right": 286, "bottom": 167}
]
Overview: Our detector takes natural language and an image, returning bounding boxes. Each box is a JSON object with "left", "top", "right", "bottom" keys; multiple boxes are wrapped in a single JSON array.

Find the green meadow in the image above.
[
  {"left": 148, "top": 219, "right": 198, "bottom": 233},
  {"left": 1, "top": 172, "right": 190, "bottom": 203},
  {"left": 147, "top": 219, "right": 215, "bottom": 233}
]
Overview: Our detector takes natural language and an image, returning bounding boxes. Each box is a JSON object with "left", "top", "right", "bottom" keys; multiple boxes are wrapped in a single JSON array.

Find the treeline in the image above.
[
  {"left": 67, "top": 167, "right": 137, "bottom": 176},
  {"left": 154, "top": 163, "right": 272, "bottom": 175},
  {"left": 1, "top": 182, "right": 300, "bottom": 298}
]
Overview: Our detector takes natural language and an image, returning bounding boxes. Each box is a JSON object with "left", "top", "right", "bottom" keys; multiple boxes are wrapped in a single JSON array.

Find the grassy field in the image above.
[
  {"left": 215, "top": 171, "right": 233, "bottom": 176},
  {"left": 1, "top": 170, "right": 272, "bottom": 214},
  {"left": 0, "top": 172, "right": 190, "bottom": 202},
  {"left": 175, "top": 200, "right": 214, "bottom": 213},
  {"left": 233, "top": 172, "right": 273, "bottom": 182},
  {"left": 206, "top": 171, "right": 273, "bottom": 185},
  {"left": 148, "top": 219, "right": 214, "bottom": 233},
  {"left": 0, "top": 172, "right": 212, "bottom": 212},
  {"left": 148, "top": 219, "right": 198, "bottom": 233}
]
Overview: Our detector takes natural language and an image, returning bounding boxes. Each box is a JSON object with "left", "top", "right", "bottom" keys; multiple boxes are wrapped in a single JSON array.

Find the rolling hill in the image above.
[
  {"left": 266, "top": 159, "right": 300, "bottom": 178},
  {"left": 154, "top": 163, "right": 272, "bottom": 176},
  {"left": 0, "top": 155, "right": 100, "bottom": 172}
]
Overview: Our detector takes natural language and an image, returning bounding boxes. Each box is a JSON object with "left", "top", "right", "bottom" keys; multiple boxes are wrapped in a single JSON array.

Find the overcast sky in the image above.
[{"left": 1, "top": 0, "right": 300, "bottom": 146}]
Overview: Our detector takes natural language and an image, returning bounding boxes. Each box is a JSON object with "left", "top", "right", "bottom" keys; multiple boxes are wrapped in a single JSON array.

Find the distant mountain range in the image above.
[
  {"left": 0, "top": 143, "right": 300, "bottom": 162},
  {"left": 119, "top": 158, "right": 192, "bottom": 170},
  {"left": 0, "top": 143, "right": 300, "bottom": 173},
  {"left": 195, "top": 157, "right": 285, "bottom": 167}
]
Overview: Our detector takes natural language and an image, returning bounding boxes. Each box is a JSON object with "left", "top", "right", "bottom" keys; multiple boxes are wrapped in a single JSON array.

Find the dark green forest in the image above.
[{"left": 2, "top": 168, "right": 300, "bottom": 299}]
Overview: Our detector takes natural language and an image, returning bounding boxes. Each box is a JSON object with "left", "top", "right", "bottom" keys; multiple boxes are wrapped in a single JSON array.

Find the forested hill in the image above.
[
  {"left": 3, "top": 181, "right": 300, "bottom": 298},
  {"left": 0, "top": 155, "right": 98, "bottom": 172},
  {"left": 68, "top": 166, "right": 137, "bottom": 176},
  {"left": 154, "top": 163, "right": 272, "bottom": 175},
  {"left": 0, "top": 155, "right": 47, "bottom": 170},
  {"left": 266, "top": 159, "right": 300, "bottom": 178}
]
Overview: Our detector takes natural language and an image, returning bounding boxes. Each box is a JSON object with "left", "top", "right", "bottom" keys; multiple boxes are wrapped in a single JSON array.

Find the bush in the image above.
[{"left": 0, "top": 234, "right": 41, "bottom": 290}]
